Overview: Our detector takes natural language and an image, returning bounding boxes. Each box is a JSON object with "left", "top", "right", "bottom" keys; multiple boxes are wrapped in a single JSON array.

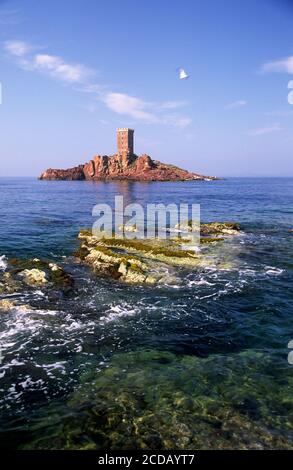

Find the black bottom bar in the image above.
[{"left": 2, "top": 450, "right": 291, "bottom": 468}]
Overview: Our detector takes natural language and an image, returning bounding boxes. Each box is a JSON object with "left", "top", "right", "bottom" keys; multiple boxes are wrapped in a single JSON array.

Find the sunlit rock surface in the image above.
[
  {"left": 40, "top": 153, "right": 217, "bottom": 181},
  {"left": 75, "top": 222, "right": 241, "bottom": 285}
]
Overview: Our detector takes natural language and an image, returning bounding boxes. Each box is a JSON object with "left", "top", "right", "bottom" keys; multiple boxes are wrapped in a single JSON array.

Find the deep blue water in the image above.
[
  {"left": 0, "top": 177, "right": 292, "bottom": 449},
  {"left": 1, "top": 177, "right": 292, "bottom": 258}
]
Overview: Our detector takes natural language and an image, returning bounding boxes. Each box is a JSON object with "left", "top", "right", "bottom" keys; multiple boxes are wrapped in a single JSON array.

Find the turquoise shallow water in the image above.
[{"left": 0, "top": 177, "right": 292, "bottom": 449}]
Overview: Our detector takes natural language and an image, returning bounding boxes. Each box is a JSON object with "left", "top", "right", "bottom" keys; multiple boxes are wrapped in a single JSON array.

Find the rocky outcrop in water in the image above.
[
  {"left": 0, "top": 258, "right": 74, "bottom": 296},
  {"left": 176, "top": 221, "right": 240, "bottom": 235},
  {"left": 75, "top": 222, "right": 241, "bottom": 285},
  {"left": 40, "top": 154, "right": 216, "bottom": 182},
  {"left": 40, "top": 165, "right": 85, "bottom": 181}
]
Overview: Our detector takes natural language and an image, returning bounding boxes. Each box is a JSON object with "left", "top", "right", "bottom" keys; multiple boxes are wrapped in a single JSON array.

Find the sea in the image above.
[{"left": 0, "top": 177, "right": 292, "bottom": 449}]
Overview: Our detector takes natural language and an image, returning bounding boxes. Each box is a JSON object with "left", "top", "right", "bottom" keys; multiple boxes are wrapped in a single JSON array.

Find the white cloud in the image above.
[
  {"left": 34, "top": 54, "right": 91, "bottom": 83},
  {"left": 3, "top": 39, "right": 192, "bottom": 127},
  {"left": 224, "top": 100, "right": 247, "bottom": 110},
  {"left": 4, "top": 41, "right": 92, "bottom": 83},
  {"left": 4, "top": 40, "right": 31, "bottom": 56},
  {"left": 261, "top": 56, "right": 293, "bottom": 74},
  {"left": 103, "top": 92, "right": 159, "bottom": 123},
  {"left": 248, "top": 123, "right": 283, "bottom": 136},
  {"left": 103, "top": 93, "right": 192, "bottom": 126}
]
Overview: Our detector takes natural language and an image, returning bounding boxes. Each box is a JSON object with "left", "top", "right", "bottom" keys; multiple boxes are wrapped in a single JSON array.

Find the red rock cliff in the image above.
[{"left": 39, "top": 154, "right": 216, "bottom": 181}]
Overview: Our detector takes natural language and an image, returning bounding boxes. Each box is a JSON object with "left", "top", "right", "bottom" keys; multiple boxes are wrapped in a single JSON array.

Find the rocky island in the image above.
[{"left": 40, "top": 128, "right": 216, "bottom": 182}]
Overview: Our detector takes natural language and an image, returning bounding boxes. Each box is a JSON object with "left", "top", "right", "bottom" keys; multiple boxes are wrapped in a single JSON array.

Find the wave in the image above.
[{"left": 100, "top": 303, "right": 141, "bottom": 323}]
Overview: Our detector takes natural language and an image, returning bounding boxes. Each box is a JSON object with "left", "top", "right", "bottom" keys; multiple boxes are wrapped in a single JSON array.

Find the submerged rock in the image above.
[{"left": 23, "top": 348, "right": 293, "bottom": 450}]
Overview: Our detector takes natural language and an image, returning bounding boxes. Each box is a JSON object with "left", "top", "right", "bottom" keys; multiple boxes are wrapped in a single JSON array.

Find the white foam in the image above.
[
  {"left": 239, "top": 268, "right": 258, "bottom": 277},
  {"left": 100, "top": 303, "right": 140, "bottom": 323},
  {"left": 239, "top": 266, "right": 285, "bottom": 278},
  {"left": 42, "top": 361, "right": 67, "bottom": 371},
  {"left": 32, "top": 309, "right": 59, "bottom": 316},
  {"left": 0, "top": 305, "right": 64, "bottom": 361},
  {"left": 264, "top": 266, "right": 284, "bottom": 276},
  {"left": 66, "top": 320, "right": 84, "bottom": 330},
  {"left": 0, "top": 255, "right": 7, "bottom": 271},
  {"left": 187, "top": 278, "right": 215, "bottom": 287},
  {"left": 198, "top": 292, "right": 218, "bottom": 299}
]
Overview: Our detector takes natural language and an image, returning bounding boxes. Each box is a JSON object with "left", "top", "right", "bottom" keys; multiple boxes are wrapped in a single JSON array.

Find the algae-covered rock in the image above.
[
  {"left": 201, "top": 222, "right": 241, "bottom": 236},
  {"left": 75, "top": 223, "right": 241, "bottom": 285},
  {"left": 175, "top": 220, "right": 241, "bottom": 236},
  {"left": 200, "top": 236, "right": 224, "bottom": 244},
  {"left": 48, "top": 263, "right": 74, "bottom": 289},
  {"left": 24, "top": 348, "right": 293, "bottom": 450},
  {"left": 0, "top": 272, "right": 23, "bottom": 294},
  {"left": 76, "top": 232, "right": 202, "bottom": 284},
  {"left": 1, "top": 258, "right": 74, "bottom": 292}
]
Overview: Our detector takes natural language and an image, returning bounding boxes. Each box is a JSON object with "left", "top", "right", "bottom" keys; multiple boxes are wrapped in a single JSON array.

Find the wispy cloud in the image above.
[
  {"left": 103, "top": 92, "right": 159, "bottom": 123},
  {"left": 103, "top": 93, "right": 191, "bottom": 126},
  {"left": 248, "top": 122, "right": 283, "bottom": 136},
  {"left": 3, "top": 39, "right": 192, "bottom": 127},
  {"left": 261, "top": 56, "right": 293, "bottom": 74},
  {"left": 4, "top": 41, "right": 93, "bottom": 83},
  {"left": 33, "top": 54, "right": 92, "bottom": 83},
  {"left": 224, "top": 100, "right": 247, "bottom": 110},
  {"left": 4, "top": 40, "right": 31, "bottom": 56}
]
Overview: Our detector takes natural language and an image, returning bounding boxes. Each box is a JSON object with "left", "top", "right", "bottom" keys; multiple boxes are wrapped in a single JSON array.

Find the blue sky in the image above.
[{"left": 0, "top": 0, "right": 293, "bottom": 177}]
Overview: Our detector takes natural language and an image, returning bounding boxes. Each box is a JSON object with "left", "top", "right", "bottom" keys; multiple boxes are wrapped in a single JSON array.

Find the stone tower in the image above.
[{"left": 117, "top": 128, "right": 134, "bottom": 157}]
